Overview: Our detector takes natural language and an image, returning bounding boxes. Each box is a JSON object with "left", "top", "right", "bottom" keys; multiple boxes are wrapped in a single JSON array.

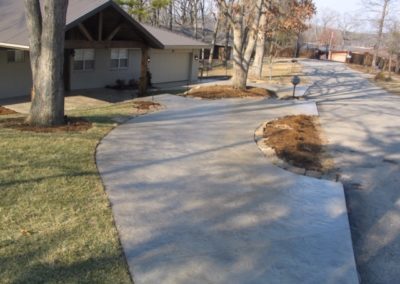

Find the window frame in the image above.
[
  {"left": 7, "top": 50, "right": 25, "bottom": 63},
  {"left": 110, "top": 48, "right": 129, "bottom": 70},
  {"left": 73, "top": 49, "right": 95, "bottom": 72}
]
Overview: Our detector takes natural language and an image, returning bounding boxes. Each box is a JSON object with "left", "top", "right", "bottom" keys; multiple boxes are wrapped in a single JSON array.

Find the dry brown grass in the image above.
[
  {"left": 203, "top": 60, "right": 308, "bottom": 85},
  {"left": 347, "top": 63, "right": 400, "bottom": 96},
  {"left": 185, "top": 85, "right": 276, "bottom": 99},
  {"left": 263, "top": 115, "right": 324, "bottom": 171}
]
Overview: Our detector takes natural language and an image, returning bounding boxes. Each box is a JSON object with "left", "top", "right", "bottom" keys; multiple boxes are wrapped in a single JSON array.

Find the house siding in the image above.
[
  {"left": 70, "top": 48, "right": 141, "bottom": 90},
  {"left": 0, "top": 47, "right": 201, "bottom": 100},
  {"left": 0, "top": 50, "right": 32, "bottom": 99}
]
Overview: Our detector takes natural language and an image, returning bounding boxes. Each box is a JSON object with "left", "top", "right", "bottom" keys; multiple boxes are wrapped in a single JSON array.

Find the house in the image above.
[{"left": 0, "top": 0, "right": 208, "bottom": 99}]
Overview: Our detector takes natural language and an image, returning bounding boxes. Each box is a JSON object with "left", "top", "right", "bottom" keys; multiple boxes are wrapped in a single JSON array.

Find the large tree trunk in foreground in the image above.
[{"left": 25, "top": 0, "right": 68, "bottom": 126}]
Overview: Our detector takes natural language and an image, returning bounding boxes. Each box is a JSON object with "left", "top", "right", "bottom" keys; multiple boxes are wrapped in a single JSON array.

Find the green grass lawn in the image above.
[{"left": 0, "top": 102, "right": 154, "bottom": 283}]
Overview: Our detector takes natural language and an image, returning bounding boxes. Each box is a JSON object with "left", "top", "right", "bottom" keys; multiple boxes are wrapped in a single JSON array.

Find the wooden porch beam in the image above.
[
  {"left": 106, "top": 24, "right": 122, "bottom": 41},
  {"left": 98, "top": 12, "right": 103, "bottom": 41},
  {"left": 139, "top": 47, "right": 149, "bottom": 96},
  {"left": 78, "top": 23, "right": 94, "bottom": 42},
  {"left": 65, "top": 40, "right": 146, "bottom": 49}
]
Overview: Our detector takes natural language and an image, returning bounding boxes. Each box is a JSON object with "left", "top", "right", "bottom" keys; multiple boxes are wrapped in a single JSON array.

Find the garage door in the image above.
[{"left": 150, "top": 52, "right": 191, "bottom": 83}]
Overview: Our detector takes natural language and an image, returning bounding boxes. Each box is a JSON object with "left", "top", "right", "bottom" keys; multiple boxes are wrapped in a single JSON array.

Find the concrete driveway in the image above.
[
  {"left": 96, "top": 95, "right": 358, "bottom": 283},
  {"left": 303, "top": 60, "right": 400, "bottom": 283}
]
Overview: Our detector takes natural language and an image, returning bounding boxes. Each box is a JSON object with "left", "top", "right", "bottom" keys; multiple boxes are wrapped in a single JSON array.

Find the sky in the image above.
[{"left": 314, "top": 0, "right": 360, "bottom": 15}]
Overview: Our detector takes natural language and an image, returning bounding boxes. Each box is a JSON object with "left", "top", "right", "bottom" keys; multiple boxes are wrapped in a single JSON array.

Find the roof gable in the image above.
[
  {"left": 0, "top": 0, "right": 207, "bottom": 50},
  {"left": 0, "top": 0, "right": 163, "bottom": 49}
]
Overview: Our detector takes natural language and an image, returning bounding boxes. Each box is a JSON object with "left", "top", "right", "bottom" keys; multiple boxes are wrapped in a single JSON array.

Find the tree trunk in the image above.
[
  {"left": 208, "top": 15, "right": 220, "bottom": 68},
  {"left": 223, "top": 17, "right": 230, "bottom": 67},
  {"left": 372, "top": 0, "right": 389, "bottom": 67},
  {"left": 25, "top": 0, "right": 68, "bottom": 126},
  {"left": 250, "top": 12, "right": 267, "bottom": 79},
  {"left": 230, "top": 0, "right": 264, "bottom": 89},
  {"left": 232, "top": 66, "right": 248, "bottom": 88},
  {"left": 169, "top": 2, "right": 173, "bottom": 30},
  {"left": 388, "top": 56, "right": 392, "bottom": 78},
  {"left": 250, "top": 35, "right": 265, "bottom": 79}
]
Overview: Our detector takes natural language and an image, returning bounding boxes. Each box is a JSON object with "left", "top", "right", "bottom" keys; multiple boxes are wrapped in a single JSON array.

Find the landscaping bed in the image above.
[
  {"left": 263, "top": 115, "right": 324, "bottom": 171},
  {"left": 0, "top": 101, "right": 161, "bottom": 283},
  {"left": 133, "top": 100, "right": 162, "bottom": 110},
  {"left": 185, "top": 85, "right": 276, "bottom": 99},
  {"left": 0, "top": 106, "right": 17, "bottom": 115},
  {"left": 1, "top": 116, "right": 92, "bottom": 133}
]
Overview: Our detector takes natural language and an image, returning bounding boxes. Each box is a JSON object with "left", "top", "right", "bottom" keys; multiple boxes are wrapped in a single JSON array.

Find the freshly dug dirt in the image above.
[
  {"left": 0, "top": 106, "right": 17, "bottom": 115},
  {"left": 133, "top": 101, "right": 161, "bottom": 110},
  {"left": 185, "top": 85, "right": 276, "bottom": 99},
  {"left": 1, "top": 116, "right": 92, "bottom": 133},
  {"left": 263, "top": 115, "right": 323, "bottom": 171}
]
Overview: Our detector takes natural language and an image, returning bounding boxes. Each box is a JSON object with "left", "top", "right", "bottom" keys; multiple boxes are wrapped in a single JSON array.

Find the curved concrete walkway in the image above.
[
  {"left": 96, "top": 95, "right": 358, "bottom": 283},
  {"left": 303, "top": 60, "right": 400, "bottom": 283}
]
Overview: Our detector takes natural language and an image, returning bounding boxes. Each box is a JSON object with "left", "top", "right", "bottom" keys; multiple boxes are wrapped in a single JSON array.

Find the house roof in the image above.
[
  {"left": 0, "top": 0, "right": 207, "bottom": 50},
  {"left": 141, "top": 24, "right": 209, "bottom": 49}
]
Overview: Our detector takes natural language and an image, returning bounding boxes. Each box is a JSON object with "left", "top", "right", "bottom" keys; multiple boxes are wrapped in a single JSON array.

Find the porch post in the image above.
[{"left": 139, "top": 47, "right": 149, "bottom": 96}]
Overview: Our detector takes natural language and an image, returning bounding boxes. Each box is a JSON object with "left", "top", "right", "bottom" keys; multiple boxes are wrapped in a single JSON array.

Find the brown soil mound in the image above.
[
  {"left": 0, "top": 106, "right": 17, "bottom": 115},
  {"left": 186, "top": 85, "right": 276, "bottom": 99},
  {"left": 1, "top": 116, "right": 92, "bottom": 133},
  {"left": 263, "top": 115, "right": 323, "bottom": 171},
  {"left": 133, "top": 101, "right": 161, "bottom": 110}
]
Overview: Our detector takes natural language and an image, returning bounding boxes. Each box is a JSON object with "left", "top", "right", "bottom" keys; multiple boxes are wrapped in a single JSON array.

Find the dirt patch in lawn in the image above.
[
  {"left": 1, "top": 116, "right": 92, "bottom": 133},
  {"left": 0, "top": 106, "right": 18, "bottom": 115},
  {"left": 263, "top": 115, "right": 324, "bottom": 171},
  {"left": 185, "top": 85, "right": 276, "bottom": 99},
  {"left": 133, "top": 100, "right": 162, "bottom": 110}
]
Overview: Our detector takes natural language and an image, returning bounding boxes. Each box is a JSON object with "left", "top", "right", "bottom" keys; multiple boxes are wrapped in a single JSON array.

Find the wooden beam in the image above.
[
  {"left": 78, "top": 23, "right": 94, "bottom": 41},
  {"left": 139, "top": 47, "right": 149, "bottom": 96},
  {"left": 106, "top": 24, "right": 122, "bottom": 41},
  {"left": 65, "top": 40, "right": 146, "bottom": 49},
  {"left": 98, "top": 12, "right": 103, "bottom": 41}
]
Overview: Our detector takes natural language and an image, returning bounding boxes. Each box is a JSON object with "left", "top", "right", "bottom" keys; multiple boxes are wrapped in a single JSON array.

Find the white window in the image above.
[
  {"left": 73, "top": 49, "right": 95, "bottom": 71},
  {"left": 111, "top": 49, "right": 129, "bottom": 70},
  {"left": 7, "top": 50, "right": 25, "bottom": 63}
]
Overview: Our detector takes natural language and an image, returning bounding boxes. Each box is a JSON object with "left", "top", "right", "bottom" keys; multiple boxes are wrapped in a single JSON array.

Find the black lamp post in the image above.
[{"left": 291, "top": 75, "right": 301, "bottom": 98}]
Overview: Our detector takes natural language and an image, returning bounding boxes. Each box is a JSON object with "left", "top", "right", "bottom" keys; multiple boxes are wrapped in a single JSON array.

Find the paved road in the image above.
[
  {"left": 97, "top": 95, "right": 357, "bottom": 283},
  {"left": 303, "top": 60, "right": 400, "bottom": 284}
]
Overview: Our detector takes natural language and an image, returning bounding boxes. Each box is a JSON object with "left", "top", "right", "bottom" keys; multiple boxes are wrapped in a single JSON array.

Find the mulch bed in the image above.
[
  {"left": 0, "top": 106, "right": 18, "bottom": 115},
  {"left": 263, "top": 115, "right": 323, "bottom": 171},
  {"left": 185, "top": 85, "right": 276, "bottom": 99},
  {"left": 0, "top": 116, "right": 92, "bottom": 133},
  {"left": 133, "top": 101, "right": 161, "bottom": 110}
]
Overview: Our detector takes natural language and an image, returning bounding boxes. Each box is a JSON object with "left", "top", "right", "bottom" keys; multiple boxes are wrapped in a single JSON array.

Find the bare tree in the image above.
[
  {"left": 338, "top": 13, "right": 357, "bottom": 48},
  {"left": 208, "top": 11, "right": 220, "bottom": 67},
  {"left": 363, "top": 0, "right": 392, "bottom": 67},
  {"left": 24, "top": 0, "right": 69, "bottom": 126},
  {"left": 386, "top": 20, "right": 400, "bottom": 77},
  {"left": 217, "top": 0, "right": 265, "bottom": 89}
]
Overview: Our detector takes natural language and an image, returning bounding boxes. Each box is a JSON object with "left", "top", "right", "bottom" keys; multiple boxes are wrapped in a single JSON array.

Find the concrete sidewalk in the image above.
[
  {"left": 303, "top": 60, "right": 400, "bottom": 284},
  {"left": 96, "top": 95, "right": 358, "bottom": 283}
]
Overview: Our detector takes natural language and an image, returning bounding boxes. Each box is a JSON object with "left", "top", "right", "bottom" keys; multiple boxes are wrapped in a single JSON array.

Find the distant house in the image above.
[{"left": 0, "top": 0, "right": 208, "bottom": 99}]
